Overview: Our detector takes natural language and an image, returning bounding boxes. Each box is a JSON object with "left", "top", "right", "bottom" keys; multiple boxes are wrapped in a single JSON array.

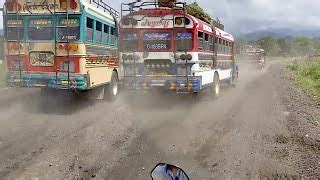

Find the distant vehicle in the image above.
[
  {"left": 119, "top": 0, "right": 238, "bottom": 97},
  {"left": 242, "top": 45, "right": 266, "bottom": 69},
  {"left": 3, "top": 0, "right": 120, "bottom": 100}
]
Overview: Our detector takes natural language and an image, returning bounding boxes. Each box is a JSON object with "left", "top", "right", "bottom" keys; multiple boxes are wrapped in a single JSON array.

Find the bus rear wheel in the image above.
[
  {"left": 104, "top": 71, "right": 119, "bottom": 101},
  {"left": 212, "top": 72, "right": 220, "bottom": 98}
]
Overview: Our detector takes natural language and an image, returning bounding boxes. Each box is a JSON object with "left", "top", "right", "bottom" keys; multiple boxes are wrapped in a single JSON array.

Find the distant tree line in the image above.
[{"left": 236, "top": 36, "right": 320, "bottom": 57}]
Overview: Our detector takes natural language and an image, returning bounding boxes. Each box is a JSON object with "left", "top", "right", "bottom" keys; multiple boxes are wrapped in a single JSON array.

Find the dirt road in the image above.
[{"left": 0, "top": 60, "right": 319, "bottom": 179}]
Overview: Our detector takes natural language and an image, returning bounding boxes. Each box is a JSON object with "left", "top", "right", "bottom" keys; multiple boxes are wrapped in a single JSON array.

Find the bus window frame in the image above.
[
  {"left": 86, "top": 17, "right": 94, "bottom": 42},
  {"left": 57, "top": 16, "right": 81, "bottom": 42},
  {"left": 103, "top": 24, "right": 110, "bottom": 45},
  {"left": 198, "top": 31, "right": 204, "bottom": 50},
  {"left": 95, "top": 20, "right": 103, "bottom": 44},
  {"left": 85, "top": 14, "right": 117, "bottom": 46},
  {"left": 204, "top": 33, "right": 210, "bottom": 51},
  {"left": 27, "top": 17, "right": 54, "bottom": 41},
  {"left": 5, "top": 18, "right": 25, "bottom": 41},
  {"left": 142, "top": 30, "right": 172, "bottom": 52},
  {"left": 175, "top": 30, "right": 194, "bottom": 52}
]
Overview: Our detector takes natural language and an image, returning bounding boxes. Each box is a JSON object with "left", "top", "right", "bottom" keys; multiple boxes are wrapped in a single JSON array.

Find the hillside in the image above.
[{"left": 242, "top": 28, "right": 320, "bottom": 40}]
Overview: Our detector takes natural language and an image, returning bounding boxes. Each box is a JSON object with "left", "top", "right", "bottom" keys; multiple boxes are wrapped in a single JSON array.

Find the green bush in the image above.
[{"left": 289, "top": 60, "right": 320, "bottom": 99}]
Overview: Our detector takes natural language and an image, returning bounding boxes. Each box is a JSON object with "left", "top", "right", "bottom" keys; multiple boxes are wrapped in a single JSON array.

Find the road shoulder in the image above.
[{"left": 280, "top": 68, "right": 320, "bottom": 178}]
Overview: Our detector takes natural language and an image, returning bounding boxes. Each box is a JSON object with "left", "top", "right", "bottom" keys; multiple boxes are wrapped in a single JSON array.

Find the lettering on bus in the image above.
[
  {"left": 7, "top": 20, "right": 23, "bottom": 26},
  {"left": 61, "top": 19, "right": 79, "bottom": 27},
  {"left": 30, "top": 19, "right": 52, "bottom": 26},
  {"left": 140, "top": 19, "right": 170, "bottom": 28},
  {"left": 143, "top": 32, "right": 171, "bottom": 50},
  {"left": 23, "top": 0, "right": 59, "bottom": 11},
  {"left": 146, "top": 44, "right": 168, "bottom": 50}
]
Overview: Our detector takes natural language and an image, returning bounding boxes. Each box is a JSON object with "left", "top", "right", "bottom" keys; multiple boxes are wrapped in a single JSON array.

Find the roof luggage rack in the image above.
[
  {"left": 90, "top": 0, "right": 120, "bottom": 19},
  {"left": 121, "top": 1, "right": 185, "bottom": 15}
]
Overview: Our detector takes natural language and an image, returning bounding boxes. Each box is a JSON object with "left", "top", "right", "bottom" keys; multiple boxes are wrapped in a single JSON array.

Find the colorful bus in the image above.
[
  {"left": 119, "top": 1, "right": 238, "bottom": 96},
  {"left": 3, "top": 0, "right": 120, "bottom": 100}
]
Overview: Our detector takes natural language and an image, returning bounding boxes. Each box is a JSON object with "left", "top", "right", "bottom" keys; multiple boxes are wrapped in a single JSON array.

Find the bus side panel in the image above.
[
  {"left": 86, "top": 67, "right": 115, "bottom": 88},
  {"left": 195, "top": 70, "right": 215, "bottom": 86}
]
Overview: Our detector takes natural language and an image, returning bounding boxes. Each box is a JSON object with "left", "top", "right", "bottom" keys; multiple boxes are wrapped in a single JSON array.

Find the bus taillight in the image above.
[
  {"left": 6, "top": 2, "right": 14, "bottom": 11},
  {"left": 6, "top": 1, "right": 21, "bottom": 12},
  {"left": 7, "top": 42, "right": 22, "bottom": 51},
  {"left": 70, "top": 43, "right": 78, "bottom": 51},
  {"left": 70, "top": 0, "right": 78, "bottom": 9},
  {"left": 58, "top": 43, "right": 78, "bottom": 52},
  {"left": 59, "top": 0, "right": 67, "bottom": 9}
]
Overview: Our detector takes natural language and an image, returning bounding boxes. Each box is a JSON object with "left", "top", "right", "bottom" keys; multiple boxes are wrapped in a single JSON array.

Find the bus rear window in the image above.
[
  {"left": 175, "top": 32, "right": 193, "bottom": 51},
  {"left": 143, "top": 32, "right": 171, "bottom": 51},
  {"left": 121, "top": 32, "right": 138, "bottom": 51},
  {"left": 6, "top": 20, "right": 24, "bottom": 41},
  {"left": 28, "top": 19, "right": 53, "bottom": 40},
  {"left": 57, "top": 19, "right": 80, "bottom": 42}
]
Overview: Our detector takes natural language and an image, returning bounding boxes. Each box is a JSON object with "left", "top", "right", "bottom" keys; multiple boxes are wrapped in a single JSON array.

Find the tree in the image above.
[
  {"left": 277, "top": 38, "right": 291, "bottom": 56},
  {"left": 256, "top": 36, "right": 280, "bottom": 56},
  {"left": 185, "top": 2, "right": 212, "bottom": 24}
]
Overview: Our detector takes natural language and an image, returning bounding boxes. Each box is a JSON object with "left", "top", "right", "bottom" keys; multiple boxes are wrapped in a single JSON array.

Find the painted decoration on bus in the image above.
[
  {"left": 144, "top": 32, "right": 170, "bottom": 41},
  {"left": 143, "top": 32, "right": 171, "bottom": 50},
  {"left": 176, "top": 32, "right": 193, "bottom": 40},
  {"left": 30, "top": 52, "right": 55, "bottom": 66},
  {"left": 122, "top": 32, "right": 138, "bottom": 40},
  {"left": 6, "top": 0, "right": 80, "bottom": 14}
]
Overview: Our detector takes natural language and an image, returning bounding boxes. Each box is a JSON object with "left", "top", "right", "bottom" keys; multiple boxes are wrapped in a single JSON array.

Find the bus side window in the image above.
[
  {"left": 96, "top": 21, "right": 102, "bottom": 44},
  {"left": 204, "top": 33, "right": 209, "bottom": 51},
  {"left": 214, "top": 37, "right": 218, "bottom": 52},
  {"left": 110, "top": 27, "right": 116, "bottom": 46},
  {"left": 226, "top": 41, "right": 229, "bottom": 53},
  {"left": 86, "top": 17, "right": 94, "bottom": 42},
  {"left": 209, "top": 35, "right": 214, "bottom": 51},
  {"left": 198, "top": 31, "right": 204, "bottom": 50},
  {"left": 219, "top": 38, "right": 222, "bottom": 53},
  {"left": 104, "top": 24, "right": 109, "bottom": 45}
]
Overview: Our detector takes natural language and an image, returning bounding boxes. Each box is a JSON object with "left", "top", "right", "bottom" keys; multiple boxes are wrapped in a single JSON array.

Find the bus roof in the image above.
[
  {"left": 81, "top": 0, "right": 117, "bottom": 26},
  {"left": 3, "top": 0, "right": 117, "bottom": 26}
]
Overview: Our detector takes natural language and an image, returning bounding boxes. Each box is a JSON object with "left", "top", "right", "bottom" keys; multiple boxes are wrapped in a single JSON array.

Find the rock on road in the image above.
[{"left": 0, "top": 59, "right": 318, "bottom": 179}]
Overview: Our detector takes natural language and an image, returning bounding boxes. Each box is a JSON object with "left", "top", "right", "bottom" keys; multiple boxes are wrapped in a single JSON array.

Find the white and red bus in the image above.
[{"left": 119, "top": 1, "right": 238, "bottom": 96}]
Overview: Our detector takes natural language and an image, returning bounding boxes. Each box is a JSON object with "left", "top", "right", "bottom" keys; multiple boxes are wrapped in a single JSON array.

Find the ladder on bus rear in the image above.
[
  {"left": 121, "top": 1, "right": 189, "bottom": 93},
  {"left": 4, "top": 1, "right": 23, "bottom": 87},
  {"left": 52, "top": 0, "right": 119, "bottom": 90}
]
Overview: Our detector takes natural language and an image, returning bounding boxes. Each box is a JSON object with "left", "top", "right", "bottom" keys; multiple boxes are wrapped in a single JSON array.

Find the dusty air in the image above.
[{"left": 0, "top": 0, "right": 319, "bottom": 179}]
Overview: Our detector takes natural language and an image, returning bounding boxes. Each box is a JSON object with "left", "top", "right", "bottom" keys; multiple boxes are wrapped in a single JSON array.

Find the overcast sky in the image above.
[{"left": 0, "top": 0, "right": 319, "bottom": 34}]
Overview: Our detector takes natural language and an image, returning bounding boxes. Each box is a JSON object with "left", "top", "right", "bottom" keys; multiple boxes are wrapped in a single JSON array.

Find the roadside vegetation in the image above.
[{"left": 288, "top": 59, "right": 320, "bottom": 99}]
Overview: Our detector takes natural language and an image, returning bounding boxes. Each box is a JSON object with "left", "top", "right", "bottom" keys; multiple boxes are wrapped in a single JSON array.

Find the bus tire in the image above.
[
  {"left": 212, "top": 72, "right": 220, "bottom": 98},
  {"left": 104, "top": 71, "right": 119, "bottom": 101}
]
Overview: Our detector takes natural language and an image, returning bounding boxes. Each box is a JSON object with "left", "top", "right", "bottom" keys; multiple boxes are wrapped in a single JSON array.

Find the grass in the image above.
[
  {"left": 0, "top": 61, "right": 7, "bottom": 88},
  {"left": 287, "top": 59, "right": 320, "bottom": 99}
]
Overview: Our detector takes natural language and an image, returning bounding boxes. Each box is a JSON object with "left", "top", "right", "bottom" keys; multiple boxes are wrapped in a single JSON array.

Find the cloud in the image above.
[{"left": 187, "top": 0, "right": 320, "bottom": 34}]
